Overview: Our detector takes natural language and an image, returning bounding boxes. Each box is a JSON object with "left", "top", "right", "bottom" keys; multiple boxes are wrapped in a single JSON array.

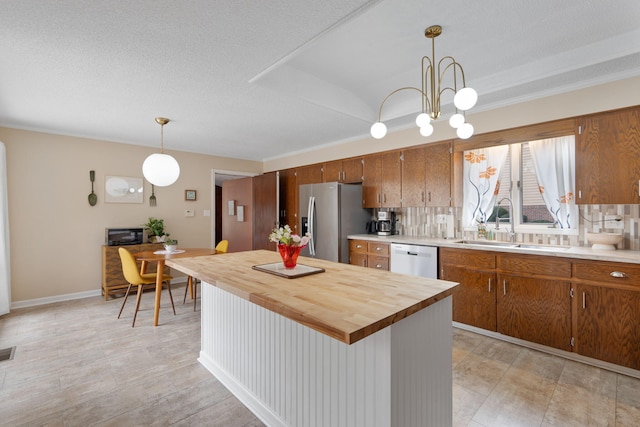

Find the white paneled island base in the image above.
[{"left": 199, "top": 283, "right": 452, "bottom": 427}]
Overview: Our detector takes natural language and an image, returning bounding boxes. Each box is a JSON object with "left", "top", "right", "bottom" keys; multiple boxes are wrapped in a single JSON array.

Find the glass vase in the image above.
[{"left": 278, "top": 244, "right": 302, "bottom": 269}]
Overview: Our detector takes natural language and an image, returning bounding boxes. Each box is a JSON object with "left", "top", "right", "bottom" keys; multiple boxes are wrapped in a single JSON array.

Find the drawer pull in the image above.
[
  {"left": 610, "top": 271, "right": 628, "bottom": 278},
  {"left": 356, "top": 244, "right": 363, "bottom": 249},
  {"left": 375, "top": 264, "right": 383, "bottom": 269},
  {"left": 376, "top": 247, "right": 382, "bottom": 251}
]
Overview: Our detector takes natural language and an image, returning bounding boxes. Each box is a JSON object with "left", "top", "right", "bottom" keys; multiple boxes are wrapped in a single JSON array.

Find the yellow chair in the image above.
[
  {"left": 183, "top": 240, "right": 228, "bottom": 310},
  {"left": 117, "top": 247, "right": 174, "bottom": 327}
]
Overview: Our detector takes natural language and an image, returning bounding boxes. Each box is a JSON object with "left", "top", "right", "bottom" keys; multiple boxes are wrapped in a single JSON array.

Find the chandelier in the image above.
[
  {"left": 142, "top": 117, "right": 181, "bottom": 187},
  {"left": 370, "top": 25, "right": 478, "bottom": 140}
]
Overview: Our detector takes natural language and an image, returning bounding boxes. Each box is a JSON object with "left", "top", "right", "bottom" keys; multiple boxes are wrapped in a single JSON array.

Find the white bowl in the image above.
[
  {"left": 164, "top": 244, "right": 178, "bottom": 253},
  {"left": 586, "top": 232, "right": 623, "bottom": 250}
]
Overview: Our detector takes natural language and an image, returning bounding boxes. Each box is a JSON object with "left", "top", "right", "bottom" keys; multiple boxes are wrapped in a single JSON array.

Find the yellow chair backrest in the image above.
[
  {"left": 215, "top": 240, "right": 229, "bottom": 253},
  {"left": 118, "top": 247, "right": 145, "bottom": 285}
]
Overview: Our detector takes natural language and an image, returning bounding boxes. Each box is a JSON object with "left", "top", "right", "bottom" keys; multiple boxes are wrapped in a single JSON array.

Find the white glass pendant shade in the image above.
[
  {"left": 456, "top": 122, "right": 474, "bottom": 139},
  {"left": 453, "top": 87, "right": 478, "bottom": 111},
  {"left": 370, "top": 121, "right": 387, "bottom": 139},
  {"left": 419, "top": 123, "right": 434, "bottom": 137},
  {"left": 449, "top": 113, "right": 465, "bottom": 128},
  {"left": 415, "top": 112, "right": 431, "bottom": 128},
  {"left": 142, "top": 153, "right": 181, "bottom": 186}
]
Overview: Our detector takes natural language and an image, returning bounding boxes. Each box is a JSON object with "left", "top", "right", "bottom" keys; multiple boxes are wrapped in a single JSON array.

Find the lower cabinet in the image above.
[
  {"left": 497, "top": 254, "right": 573, "bottom": 351},
  {"left": 349, "top": 239, "right": 389, "bottom": 271},
  {"left": 440, "top": 248, "right": 497, "bottom": 331},
  {"left": 573, "top": 260, "right": 640, "bottom": 370},
  {"left": 441, "top": 248, "right": 573, "bottom": 352}
]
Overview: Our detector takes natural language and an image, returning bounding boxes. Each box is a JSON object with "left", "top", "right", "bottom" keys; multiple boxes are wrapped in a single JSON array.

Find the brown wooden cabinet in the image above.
[
  {"left": 401, "top": 142, "right": 452, "bottom": 207},
  {"left": 573, "top": 260, "right": 640, "bottom": 370},
  {"left": 323, "top": 158, "right": 363, "bottom": 183},
  {"left": 362, "top": 152, "right": 402, "bottom": 208},
  {"left": 348, "top": 239, "right": 389, "bottom": 271},
  {"left": 496, "top": 254, "right": 572, "bottom": 351},
  {"left": 425, "top": 142, "right": 452, "bottom": 207},
  {"left": 101, "top": 243, "right": 168, "bottom": 300},
  {"left": 279, "top": 169, "right": 298, "bottom": 232},
  {"left": 440, "top": 248, "right": 497, "bottom": 331},
  {"left": 576, "top": 106, "right": 640, "bottom": 204},
  {"left": 296, "top": 163, "right": 324, "bottom": 186}
]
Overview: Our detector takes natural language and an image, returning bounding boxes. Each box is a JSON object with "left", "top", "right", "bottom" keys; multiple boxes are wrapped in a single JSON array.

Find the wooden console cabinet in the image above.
[{"left": 101, "top": 243, "right": 169, "bottom": 300}]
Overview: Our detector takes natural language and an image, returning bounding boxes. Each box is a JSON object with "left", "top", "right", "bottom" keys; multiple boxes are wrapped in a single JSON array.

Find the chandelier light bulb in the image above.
[
  {"left": 419, "top": 124, "right": 434, "bottom": 137},
  {"left": 142, "top": 153, "right": 181, "bottom": 186},
  {"left": 456, "top": 122, "right": 474, "bottom": 139},
  {"left": 453, "top": 87, "right": 478, "bottom": 111},
  {"left": 370, "top": 121, "right": 387, "bottom": 139},
  {"left": 415, "top": 112, "right": 431, "bottom": 128},
  {"left": 449, "top": 113, "right": 465, "bottom": 129}
]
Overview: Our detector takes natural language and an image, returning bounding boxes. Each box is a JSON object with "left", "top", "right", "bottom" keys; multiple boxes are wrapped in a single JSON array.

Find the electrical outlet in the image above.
[
  {"left": 604, "top": 215, "right": 623, "bottom": 229},
  {"left": 436, "top": 214, "right": 447, "bottom": 224},
  {"left": 185, "top": 209, "right": 195, "bottom": 217}
]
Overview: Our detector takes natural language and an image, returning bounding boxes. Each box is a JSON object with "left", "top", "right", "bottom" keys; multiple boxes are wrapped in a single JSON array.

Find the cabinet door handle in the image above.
[
  {"left": 440, "top": 268, "right": 444, "bottom": 278},
  {"left": 421, "top": 191, "right": 425, "bottom": 202},
  {"left": 610, "top": 271, "right": 627, "bottom": 278},
  {"left": 428, "top": 191, "right": 432, "bottom": 202},
  {"left": 488, "top": 278, "right": 492, "bottom": 293},
  {"left": 503, "top": 279, "right": 507, "bottom": 295},
  {"left": 582, "top": 291, "right": 586, "bottom": 309}
]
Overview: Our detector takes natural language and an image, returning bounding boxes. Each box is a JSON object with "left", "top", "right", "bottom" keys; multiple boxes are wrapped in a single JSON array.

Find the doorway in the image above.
[{"left": 211, "top": 169, "right": 257, "bottom": 248}]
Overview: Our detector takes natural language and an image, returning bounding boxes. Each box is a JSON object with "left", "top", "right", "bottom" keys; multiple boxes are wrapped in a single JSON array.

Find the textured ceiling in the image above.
[{"left": 1, "top": 0, "right": 639, "bottom": 161}]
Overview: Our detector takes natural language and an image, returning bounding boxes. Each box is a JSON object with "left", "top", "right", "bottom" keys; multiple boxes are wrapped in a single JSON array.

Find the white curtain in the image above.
[
  {"left": 0, "top": 142, "right": 10, "bottom": 315},
  {"left": 529, "top": 136, "right": 577, "bottom": 229},
  {"left": 462, "top": 145, "right": 509, "bottom": 227}
]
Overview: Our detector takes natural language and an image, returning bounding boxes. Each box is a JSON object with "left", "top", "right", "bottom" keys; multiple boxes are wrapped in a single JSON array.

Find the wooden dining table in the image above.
[{"left": 133, "top": 248, "right": 217, "bottom": 326}]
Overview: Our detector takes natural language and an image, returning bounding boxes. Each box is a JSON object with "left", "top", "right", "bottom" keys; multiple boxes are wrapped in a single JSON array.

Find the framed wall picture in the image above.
[
  {"left": 105, "top": 176, "right": 143, "bottom": 203},
  {"left": 185, "top": 190, "right": 197, "bottom": 201}
]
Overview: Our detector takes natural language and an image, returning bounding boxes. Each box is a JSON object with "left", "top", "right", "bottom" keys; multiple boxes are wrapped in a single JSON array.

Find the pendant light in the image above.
[
  {"left": 370, "top": 25, "right": 478, "bottom": 140},
  {"left": 142, "top": 117, "right": 180, "bottom": 187}
]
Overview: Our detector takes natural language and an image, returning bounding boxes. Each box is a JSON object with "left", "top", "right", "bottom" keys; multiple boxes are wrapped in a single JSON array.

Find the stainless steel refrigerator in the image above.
[{"left": 299, "top": 182, "right": 371, "bottom": 263}]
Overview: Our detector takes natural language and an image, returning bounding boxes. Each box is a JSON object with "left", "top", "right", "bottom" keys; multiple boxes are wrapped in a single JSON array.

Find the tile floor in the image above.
[{"left": 0, "top": 288, "right": 639, "bottom": 426}]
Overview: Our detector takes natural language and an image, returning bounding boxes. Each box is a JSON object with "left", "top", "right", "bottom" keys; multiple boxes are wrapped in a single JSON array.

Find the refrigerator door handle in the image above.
[{"left": 308, "top": 196, "right": 316, "bottom": 256}]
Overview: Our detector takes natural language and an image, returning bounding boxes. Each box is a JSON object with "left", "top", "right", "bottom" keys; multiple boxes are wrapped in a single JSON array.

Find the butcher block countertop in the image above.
[{"left": 167, "top": 249, "right": 458, "bottom": 345}]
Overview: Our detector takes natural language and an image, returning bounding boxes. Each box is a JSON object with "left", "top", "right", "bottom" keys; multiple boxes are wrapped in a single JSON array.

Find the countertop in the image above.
[
  {"left": 166, "top": 250, "right": 458, "bottom": 345},
  {"left": 348, "top": 234, "right": 640, "bottom": 264}
]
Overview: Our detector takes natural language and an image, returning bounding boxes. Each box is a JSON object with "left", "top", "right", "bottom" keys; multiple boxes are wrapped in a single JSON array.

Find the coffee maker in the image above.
[{"left": 376, "top": 211, "right": 397, "bottom": 236}]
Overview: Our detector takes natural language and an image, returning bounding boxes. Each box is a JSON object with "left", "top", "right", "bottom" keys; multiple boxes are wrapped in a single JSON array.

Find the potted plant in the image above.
[
  {"left": 163, "top": 236, "right": 178, "bottom": 252},
  {"left": 143, "top": 217, "right": 166, "bottom": 243}
]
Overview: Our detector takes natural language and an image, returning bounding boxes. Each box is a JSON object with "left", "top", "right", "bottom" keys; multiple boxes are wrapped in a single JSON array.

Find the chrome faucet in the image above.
[{"left": 495, "top": 197, "right": 516, "bottom": 243}]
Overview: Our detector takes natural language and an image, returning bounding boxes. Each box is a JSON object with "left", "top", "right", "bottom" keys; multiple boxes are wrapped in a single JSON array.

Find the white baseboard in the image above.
[
  {"left": 11, "top": 277, "right": 189, "bottom": 310},
  {"left": 11, "top": 289, "right": 102, "bottom": 309}
]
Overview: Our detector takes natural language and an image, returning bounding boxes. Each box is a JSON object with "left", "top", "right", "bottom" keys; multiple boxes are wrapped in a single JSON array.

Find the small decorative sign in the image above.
[{"left": 185, "top": 190, "right": 197, "bottom": 201}]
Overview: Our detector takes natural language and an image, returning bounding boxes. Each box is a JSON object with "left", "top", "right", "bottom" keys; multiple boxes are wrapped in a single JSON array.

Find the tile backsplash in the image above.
[{"left": 389, "top": 204, "right": 639, "bottom": 251}]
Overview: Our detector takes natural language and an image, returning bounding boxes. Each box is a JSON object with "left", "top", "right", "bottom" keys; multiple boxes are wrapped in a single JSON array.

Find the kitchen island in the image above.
[{"left": 167, "top": 250, "right": 458, "bottom": 427}]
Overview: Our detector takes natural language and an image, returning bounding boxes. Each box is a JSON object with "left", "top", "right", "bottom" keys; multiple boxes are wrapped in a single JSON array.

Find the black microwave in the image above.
[{"left": 105, "top": 228, "right": 144, "bottom": 246}]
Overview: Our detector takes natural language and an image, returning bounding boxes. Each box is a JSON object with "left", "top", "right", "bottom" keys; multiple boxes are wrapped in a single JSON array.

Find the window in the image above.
[{"left": 462, "top": 135, "right": 577, "bottom": 235}]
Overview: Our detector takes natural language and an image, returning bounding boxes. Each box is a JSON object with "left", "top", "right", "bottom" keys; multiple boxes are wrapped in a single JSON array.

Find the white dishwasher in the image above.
[{"left": 390, "top": 243, "right": 438, "bottom": 278}]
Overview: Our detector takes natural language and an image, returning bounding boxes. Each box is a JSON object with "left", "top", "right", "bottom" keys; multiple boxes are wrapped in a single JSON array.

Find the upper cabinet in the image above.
[
  {"left": 323, "top": 158, "right": 363, "bottom": 184},
  {"left": 296, "top": 163, "right": 324, "bottom": 186},
  {"left": 402, "top": 142, "right": 452, "bottom": 207},
  {"left": 576, "top": 106, "right": 640, "bottom": 204},
  {"left": 362, "top": 152, "right": 402, "bottom": 208},
  {"left": 278, "top": 169, "right": 297, "bottom": 232}
]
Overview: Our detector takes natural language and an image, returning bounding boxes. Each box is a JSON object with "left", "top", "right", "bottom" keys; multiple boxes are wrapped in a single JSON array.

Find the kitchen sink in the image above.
[{"left": 459, "top": 240, "right": 569, "bottom": 251}]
